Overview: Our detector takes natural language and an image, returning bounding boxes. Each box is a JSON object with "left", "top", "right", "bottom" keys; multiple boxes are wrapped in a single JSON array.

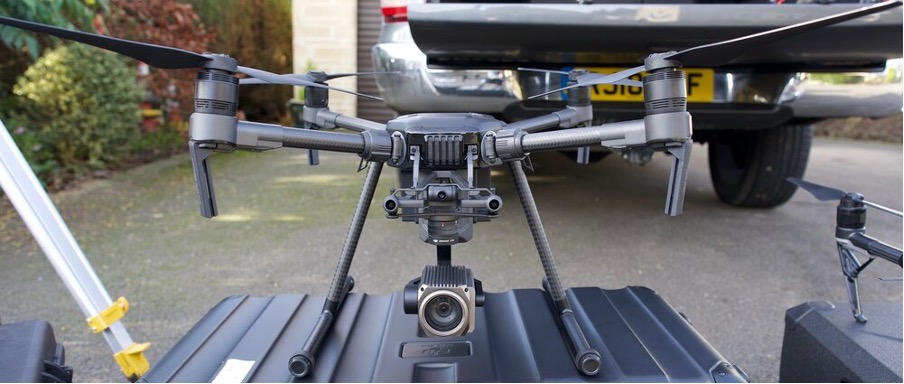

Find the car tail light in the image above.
[{"left": 381, "top": 0, "right": 424, "bottom": 23}]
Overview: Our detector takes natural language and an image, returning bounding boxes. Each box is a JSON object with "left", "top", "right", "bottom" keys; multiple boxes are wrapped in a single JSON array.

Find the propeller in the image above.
[
  {"left": 239, "top": 71, "right": 402, "bottom": 100},
  {"left": 236, "top": 67, "right": 384, "bottom": 100},
  {"left": 787, "top": 177, "right": 903, "bottom": 217},
  {"left": 0, "top": 15, "right": 381, "bottom": 100},
  {"left": 520, "top": 67, "right": 644, "bottom": 99},
  {"left": 528, "top": 1, "right": 902, "bottom": 99},
  {"left": 0, "top": 15, "right": 209, "bottom": 69},
  {"left": 518, "top": 67, "right": 569, "bottom": 76},
  {"left": 240, "top": 71, "right": 399, "bottom": 85}
]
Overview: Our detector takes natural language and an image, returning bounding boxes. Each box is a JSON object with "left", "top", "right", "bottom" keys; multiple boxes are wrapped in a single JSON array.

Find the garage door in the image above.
[{"left": 357, "top": 0, "right": 396, "bottom": 123}]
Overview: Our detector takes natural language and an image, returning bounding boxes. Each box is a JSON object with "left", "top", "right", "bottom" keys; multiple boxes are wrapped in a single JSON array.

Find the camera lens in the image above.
[{"left": 424, "top": 294, "right": 464, "bottom": 333}]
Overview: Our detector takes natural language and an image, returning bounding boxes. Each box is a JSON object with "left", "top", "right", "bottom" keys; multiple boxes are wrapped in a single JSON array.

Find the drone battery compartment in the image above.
[{"left": 143, "top": 286, "right": 746, "bottom": 382}]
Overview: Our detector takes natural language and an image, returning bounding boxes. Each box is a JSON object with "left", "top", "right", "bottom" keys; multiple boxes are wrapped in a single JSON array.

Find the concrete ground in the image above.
[{"left": 1, "top": 138, "right": 901, "bottom": 382}]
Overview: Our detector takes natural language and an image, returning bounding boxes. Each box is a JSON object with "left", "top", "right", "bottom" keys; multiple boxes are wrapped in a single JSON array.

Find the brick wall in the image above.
[{"left": 292, "top": 0, "right": 358, "bottom": 116}]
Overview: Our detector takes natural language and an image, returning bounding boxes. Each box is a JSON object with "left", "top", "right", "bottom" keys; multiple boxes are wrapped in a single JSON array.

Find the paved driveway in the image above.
[{"left": 1, "top": 138, "right": 900, "bottom": 382}]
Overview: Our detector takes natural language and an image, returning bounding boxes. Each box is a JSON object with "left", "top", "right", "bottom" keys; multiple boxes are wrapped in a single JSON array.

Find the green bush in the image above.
[
  {"left": 1, "top": 111, "right": 62, "bottom": 186},
  {"left": 13, "top": 43, "right": 142, "bottom": 175},
  {"left": 129, "top": 122, "right": 187, "bottom": 162}
]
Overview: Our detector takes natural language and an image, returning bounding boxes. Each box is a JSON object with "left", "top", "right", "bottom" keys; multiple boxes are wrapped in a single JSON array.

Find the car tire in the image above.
[{"left": 707, "top": 124, "right": 812, "bottom": 208}]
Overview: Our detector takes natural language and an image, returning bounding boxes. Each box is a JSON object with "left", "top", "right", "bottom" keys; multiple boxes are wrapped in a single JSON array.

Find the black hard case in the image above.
[
  {"left": 779, "top": 301, "right": 903, "bottom": 383},
  {"left": 0, "top": 319, "right": 72, "bottom": 383},
  {"left": 143, "top": 286, "right": 746, "bottom": 382}
]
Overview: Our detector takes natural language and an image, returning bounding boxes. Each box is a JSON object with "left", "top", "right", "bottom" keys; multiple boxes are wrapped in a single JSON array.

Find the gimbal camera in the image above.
[{"left": 1, "top": 1, "right": 900, "bottom": 379}]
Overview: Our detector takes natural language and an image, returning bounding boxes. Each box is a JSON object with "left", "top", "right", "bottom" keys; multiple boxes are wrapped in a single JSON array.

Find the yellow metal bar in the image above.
[
  {"left": 87, "top": 296, "right": 129, "bottom": 334},
  {"left": 114, "top": 342, "right": 151, "bottom": 381}
]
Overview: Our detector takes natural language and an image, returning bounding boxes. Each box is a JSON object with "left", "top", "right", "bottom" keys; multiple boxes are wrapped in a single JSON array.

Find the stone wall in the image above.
[{"left": 292, "top": 0, "right": 358, "bottom": 116}]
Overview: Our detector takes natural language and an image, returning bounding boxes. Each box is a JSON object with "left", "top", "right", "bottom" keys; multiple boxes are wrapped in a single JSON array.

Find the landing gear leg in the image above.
[
  {"left": 509, "top": 160, "right": 601, "bottom": 376},
  {"left": 288, "top": 162, "right": 384, "bottom": 378}
]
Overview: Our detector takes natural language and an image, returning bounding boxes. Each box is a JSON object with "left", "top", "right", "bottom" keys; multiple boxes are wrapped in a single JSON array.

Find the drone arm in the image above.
[
  {"left": 506, "top": 107, "right": 590, "bottom": 134},
  {"left": 847, "top": 233, "right": 903, "bottom": 267},
  {"left": 518, "top": 119, "right": 647, "bottom": 153},
  {"left": 234, "top": 120, "right": 367, "bottom": 153},
  {"left": 506, "top": 113, "right": 568, "bottom": 134},
  {"left": 187, "top": 119, "right": 391, "bottom": 218},
  {"left": 493, "top": 112, "right": 692, "bottom": 216},
  {"left": 505, "top": 110, "right": 691, "bottom": 155},
  {"left": 303, "top": 107, "right": 386, "bottom": 132},
  {"left": 486, "top": 120, "right": 645, "bottom": 164}
]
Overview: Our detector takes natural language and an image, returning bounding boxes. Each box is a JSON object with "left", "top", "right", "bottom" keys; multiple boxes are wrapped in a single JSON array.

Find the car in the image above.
[{"left": 372, "top": 0, "right": 903, "bottom": 208}]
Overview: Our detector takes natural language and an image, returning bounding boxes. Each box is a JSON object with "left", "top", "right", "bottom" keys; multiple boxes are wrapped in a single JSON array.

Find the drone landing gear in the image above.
[
  {"left": 509, "top": 160, "right": 602, "bottom": 376},
  {"left": 288, "top": 162, "right": 384, "bottom": 378},
  {"left": 837, "top": 244, "right": 873, "bottom": 323}
]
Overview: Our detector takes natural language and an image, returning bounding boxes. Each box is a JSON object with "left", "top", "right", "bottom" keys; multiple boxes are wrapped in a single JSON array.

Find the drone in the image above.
[
  {"left": 0, "top": 1, "right": 901, "bottom": 381},
  {"left": 788, "top": 177, "right": 903, "bottom": 323}
]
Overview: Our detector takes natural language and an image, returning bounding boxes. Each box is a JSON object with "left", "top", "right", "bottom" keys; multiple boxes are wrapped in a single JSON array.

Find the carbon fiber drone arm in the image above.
[
  {"left": 504, "top": 107, "right": 590, "bottom": 134},
  {"left": 304, "top": 107, "right": 388, "bottom": 132},
  {"left": 847, "top": 233, "right": 903, "bottom": 267},
  {"left": 489, "top": 112, "right": 692, "bottom": 216}
]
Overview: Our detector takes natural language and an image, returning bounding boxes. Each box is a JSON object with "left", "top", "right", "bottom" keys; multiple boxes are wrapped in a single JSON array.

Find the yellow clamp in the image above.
[
  {"left": 114, "top": 342, "right": 151, "bottom": 381},
  {"left": 87, "top": 296, "right": 129, "bottom": 334}
]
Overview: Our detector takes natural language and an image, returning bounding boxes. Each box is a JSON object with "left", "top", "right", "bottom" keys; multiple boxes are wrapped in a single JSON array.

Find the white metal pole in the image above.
[{"left": 0, "top": 119, "right": 147, "bottom": 379}]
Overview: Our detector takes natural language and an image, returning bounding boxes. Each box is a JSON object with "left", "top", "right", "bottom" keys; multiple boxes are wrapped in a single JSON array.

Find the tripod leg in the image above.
[
  {"left": 288, "top": 162, "right": 384, "bottom": 378},
  {"left": 509, "top": 160, "right": 601, "bottom": 376}
]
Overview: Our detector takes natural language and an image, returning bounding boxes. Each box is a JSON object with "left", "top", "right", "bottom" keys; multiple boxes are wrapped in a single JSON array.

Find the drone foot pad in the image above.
[{"left": 144, "top": 287, "right": 745, "bottom": 382}]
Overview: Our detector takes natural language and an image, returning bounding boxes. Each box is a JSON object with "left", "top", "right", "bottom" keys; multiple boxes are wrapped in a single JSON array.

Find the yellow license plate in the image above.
[{"left": 585, "top": 67, "right": 714, "bottom": 103}]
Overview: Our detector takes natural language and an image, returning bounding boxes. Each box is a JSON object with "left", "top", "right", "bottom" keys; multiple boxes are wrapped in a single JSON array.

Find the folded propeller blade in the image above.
[
  {"left": 787, "top": 177, "right": 903, "bottom": 217},
  {"left": 527, "top": 65, "right": 645, "bottom": 99},
  {"left": 240, "top": 71, "right": 400, "bottom": 85},
  {"left": 237, "top": 67, "right": 383, "bottom": 101},
  {"left": 325, "top": 71, "right": 400, "bottom": 80},
  {"left": 0, "top": 16, "right": 384, "bottom": 100},
  {"left": 518, "top": 67, "right": 570, "bottom": 76},
  {"left": 0, "top": 15, "right": 211, "bottom": 69},
  {"left": 787, "top": 177, "right": 846, "bottom": 201}
]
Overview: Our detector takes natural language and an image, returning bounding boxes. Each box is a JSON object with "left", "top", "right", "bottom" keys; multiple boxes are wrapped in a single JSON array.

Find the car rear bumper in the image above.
[
  {"left": 408, "top": 3, "right": 902, "bottom": 71},
  {"left": 372, "top": 41, "right": 519, "bottom": 115},
  {"left": 373, "top": 18, "right": 901, "bottom": 127}
]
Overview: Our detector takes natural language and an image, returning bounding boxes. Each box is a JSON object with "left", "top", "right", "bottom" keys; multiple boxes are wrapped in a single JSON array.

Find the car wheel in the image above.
[{"left": 707, "top": 124, "right": 812, "bottom": 208}]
